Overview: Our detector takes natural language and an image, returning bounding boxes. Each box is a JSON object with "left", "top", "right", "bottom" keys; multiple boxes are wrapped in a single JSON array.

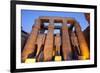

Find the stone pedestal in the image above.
[
  {"left": 55, "top": 56, "right": 62, "bottom": 61},
  {"left": 25, "top": 58, "right": 36, "bottom": 63}
]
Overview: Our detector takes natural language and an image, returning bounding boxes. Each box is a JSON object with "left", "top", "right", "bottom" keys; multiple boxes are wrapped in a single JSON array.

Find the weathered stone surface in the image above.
[
  {"left": 43, "top": 22, "right": 54, "bottom": 61},
  {"left": 70, "top": 31, "right": 81, "bottom": 59},
  {"left": 36, "top": 34, "right": 45, "bottom": 58},
  {"left": 22, "top": 19, "right": 40, "bottom": 62},
  {"left": 71, "top": 32, "right": 79, "bottom": 47},
  {"left": 22, "top": 16, "right": 90, "bottom": 62},
  {"left": 55, "top": 33, "right": 61, "bottom": 55},
  {"left": 61, "top": 19, "right": 72, "bottom": 60},
  {"left": 75, "top": 22, "right": 90, "bottom": 60}
]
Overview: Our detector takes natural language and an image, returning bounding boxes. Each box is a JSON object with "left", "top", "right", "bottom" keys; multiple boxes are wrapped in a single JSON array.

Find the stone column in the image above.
[
  {"left": 70, "top": 31, "right": 81, "bottom": 59},
  {"left": 71, "top": 32, "right": 80, "bottom": 51},
  {"left": 62, "top": 19, "right": 72, "bottom": 60},
  {"left": 54, "top": 33, "right": 62, "bottom": 61},
  {"left": 75, "top": 22, "right": 90, "bottom": 60},
  {"left": 43, "top": 19, "right": 54, "bottom": 61},
  {"left": 55, "top": 33, "right": 61, "bottom": 55},
  {"left": 36, "top": 34, "right": 45, "bottom": 60},
  {"left": 22, "top": 19, "right": 41, "bottom": 62}
]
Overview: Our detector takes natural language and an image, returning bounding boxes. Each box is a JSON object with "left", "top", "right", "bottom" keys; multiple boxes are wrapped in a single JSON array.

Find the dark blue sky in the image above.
[{"left": 21, "top": 10, "right": 89, "bottom": 33}]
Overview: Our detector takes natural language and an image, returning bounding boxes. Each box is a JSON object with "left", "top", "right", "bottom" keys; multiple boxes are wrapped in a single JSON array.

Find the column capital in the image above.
[
  {"left": 48, "top": 24, "right": 54, "bottom": 30},
  {"left": 55, "top": 33, "right": 61, "bottom": 46},
  {"left": 62, "top": 24, "right": 68, "bottom": 30},
  {"left": 32, "top": 24, "right": 40, "bottom": 30},
  {"left": 35, "top": 19, "right": 41, "bottom": 25},
  {"left": 74, "top": 22, "right": 81, "bottom": 32},
  {"left": 66, "top": 18, "right": 75, "bottom": 25},
  {"left": 32, "top": 19, "right": 41, "bottom": 30},
  {"left": 49, "top": 18, "right": 54, "bottom": 25}
]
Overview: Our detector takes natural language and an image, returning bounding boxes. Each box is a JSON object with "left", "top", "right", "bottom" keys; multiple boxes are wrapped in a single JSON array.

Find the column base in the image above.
[
  {"left": 78, "top": 56, "right": 89, "bottom": 60},
  {"left": 54, "top": 56, "right": 62, "bottom": 61},
  {"left": 25, "top": 58, "right": 36, "bottom": 63}
]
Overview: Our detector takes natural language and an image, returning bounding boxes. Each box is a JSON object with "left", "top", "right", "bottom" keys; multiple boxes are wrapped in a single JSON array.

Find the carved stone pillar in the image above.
[
  {"left": 54, "top": 33, "right": 62, "bottom": 61},
  {"left": 70, "top": 31, "right": 81, "bottom": 60},
  {"left": 22, "top": 19, "right": 40, "bottom": 62},
  {"left": 71, "top": 32, "right": 79, "bottom": 48},
  {"left": 62, "top": 19, "right": 72, "bottom": 60},
  {"left": 55, "top": 33, "right": 61, "bottom": 55},
  {"left": 44, "top": 19, "right": 54, "bottom": 61},
  {"left": 75, "top": 22, "right": 90, "bottom": 60},
  {"left": 36, "top": 34, "right": 45, "bottom": 60}
]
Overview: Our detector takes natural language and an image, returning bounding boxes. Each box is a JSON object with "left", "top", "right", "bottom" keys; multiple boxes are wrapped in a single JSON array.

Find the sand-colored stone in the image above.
[
  {"left": 43, "top": 20, "right": 54, "bottom": 61},
  {"left": 21, "top": 19, "right": 41, "bottom": 62},
  {"left": 75, "top": 22, "right": 90, "bottom": 59},
  {"left": 55, "top": 33, "right": 61, "bottom": 55},
  {"left": 22, "top": 16, "right": 90, "bottom": 62},
  {"left": 62, "top": 19, "right": 72, "bottom": 60},
  {"left": 36, "top": 34, "right": 45, "bottom": 58}
]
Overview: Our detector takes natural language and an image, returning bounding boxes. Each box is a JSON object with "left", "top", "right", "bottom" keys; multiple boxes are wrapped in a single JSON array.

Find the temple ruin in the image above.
[{"left": 21, "top": 16, "right": 90, "bottom": 63}]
